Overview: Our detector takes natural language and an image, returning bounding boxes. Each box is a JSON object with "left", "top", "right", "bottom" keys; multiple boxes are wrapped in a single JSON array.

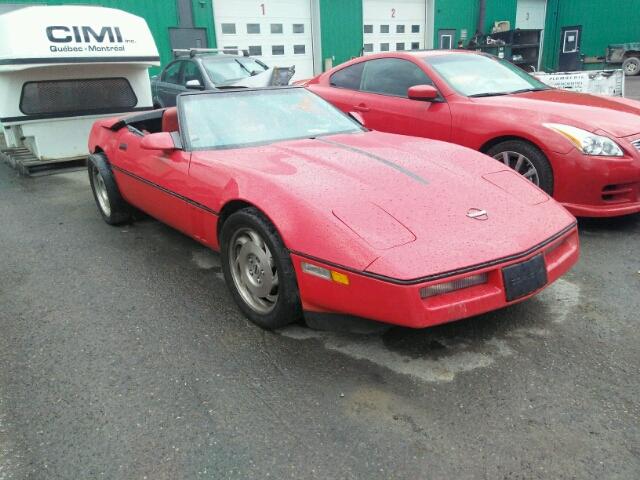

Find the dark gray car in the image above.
[{"left": 151, "top": 50, "right": 293, "bottom": 107}]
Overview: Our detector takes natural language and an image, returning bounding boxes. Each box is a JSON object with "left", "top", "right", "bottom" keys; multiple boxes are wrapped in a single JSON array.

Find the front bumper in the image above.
[
  {"left": 292, "top": 225, "right": 579, "bottom": 329},
  {"left": 550, "top": 147, "right": 640, "bottom": 217}
]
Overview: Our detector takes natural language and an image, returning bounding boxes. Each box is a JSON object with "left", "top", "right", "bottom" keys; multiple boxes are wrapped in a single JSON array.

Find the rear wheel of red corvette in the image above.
[
  {"left": 486, "top": 140, "right": 554, "bottom": 195},
  {"left": 220, "top": 207, "right": 302, "bottom": 330}
]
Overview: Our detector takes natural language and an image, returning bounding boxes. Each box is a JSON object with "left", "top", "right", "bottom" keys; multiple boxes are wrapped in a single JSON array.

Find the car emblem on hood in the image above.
[{"left": 467, "top": 208, "right": 489, "bottom": 220}]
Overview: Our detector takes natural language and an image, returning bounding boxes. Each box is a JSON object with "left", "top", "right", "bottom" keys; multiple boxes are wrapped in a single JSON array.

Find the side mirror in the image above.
[
  {"left": 408, "top": 84, "right": 439, "bottom": 101},
  {"left": 140, "top": 132, "right": 176, "bottom": 151},
  {"left": 348, "top": 111, "right": 366, "bottom": 127},
  {"left": 185, "top": 79, "right": 204, "bottom": 90}
]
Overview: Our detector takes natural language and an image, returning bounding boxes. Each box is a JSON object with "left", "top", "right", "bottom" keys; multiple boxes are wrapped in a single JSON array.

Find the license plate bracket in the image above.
[{"left": 502, "top": 254, "right": 547, "bottom": 302}]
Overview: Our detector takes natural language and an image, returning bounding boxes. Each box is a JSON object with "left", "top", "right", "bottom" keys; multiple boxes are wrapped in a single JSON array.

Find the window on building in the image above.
[
  {"left": 329, "top": 62, "right": 365, "bottom": 90},
  {"left": 247, "top": 23, "right": 260, "bottom": 34},
  {"left": 293, "top": 24, "right": 305, "bottom": 33},
  {"left": 380, "top": 43, "right": 390, "bottom": 51},
  {"left": 361, "top": 58, "right": 433, "bottom": 97},
  {"left": 380, "top": 25, "right": 389, "bottom": 33},
  {"left": 396, "top": 42, "right": 405, "bottom": 51},
  {"left": 396, "top": 25, "right": 405, "bottom": 33},
  {"left": 364, "top": 24, "right": 373, "bottom": 34},
  {"left": 270, "top": 23, "right": 283, "bottom": 34},
  {"left": 221, "top": 23, "right": 236, "bottom": 34},
  {"left": 272, "top": 45, "right": 285, "bottom": 55},
  {"left": 248, "top": 45, "right": 262, "bottom": 56},
  {"left": 411, "top": 42, "right": 420, "bottom": 50},
  {"left": 20, "top": 78, "right": 137, "bottom": 115},
  {"left": 412, "top": 25, "right": 420, "bottom": 33},
  {"left": 363, "top": 43, "right": 374, "bottom": 53},
  {"left": 294, "top": 44, "right": 306, "bottom": 54}
]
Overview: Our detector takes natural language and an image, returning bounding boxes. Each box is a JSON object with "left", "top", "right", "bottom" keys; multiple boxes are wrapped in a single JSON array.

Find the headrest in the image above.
[{"left": 162, "top": 107, "right": 179, "bottom": 133}]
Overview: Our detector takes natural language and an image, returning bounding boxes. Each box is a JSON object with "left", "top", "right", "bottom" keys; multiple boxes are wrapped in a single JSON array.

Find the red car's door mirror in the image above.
[
  {"left": 408, "top": 84, "right": 439, "bottom": 101},
  {"left": 140, "top": 132, "right": 176, "bottom": 151}
]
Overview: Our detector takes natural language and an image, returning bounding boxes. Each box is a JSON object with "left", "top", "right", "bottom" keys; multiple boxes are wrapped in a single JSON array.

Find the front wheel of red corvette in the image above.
[{"left": 220, "top": 207, "right": 302, "bottom": 330}]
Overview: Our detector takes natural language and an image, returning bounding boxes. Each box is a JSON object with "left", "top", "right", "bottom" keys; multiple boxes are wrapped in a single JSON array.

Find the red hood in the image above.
[
  {"left": 474, "top": 89, "right": 640, "bottom": 138},
  {"left": 210, "top": 131, "right": 575, "bottom": 279}
]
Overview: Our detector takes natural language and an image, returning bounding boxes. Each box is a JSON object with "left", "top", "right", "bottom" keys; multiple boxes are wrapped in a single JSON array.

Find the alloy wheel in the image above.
[
  {"left": 228, "top": 227, "right": 279, "bottom": 314},
  {"left": 493, "top": 151, "right": 540, "bottom": 187},
  {"left": 92, "top": 165, "right": 112, "bottom": 216}
]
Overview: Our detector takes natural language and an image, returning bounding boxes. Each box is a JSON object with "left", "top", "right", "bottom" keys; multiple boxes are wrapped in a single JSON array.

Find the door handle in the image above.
[{"left": 353, "top": 104, "right": 370, "bottom": 112}]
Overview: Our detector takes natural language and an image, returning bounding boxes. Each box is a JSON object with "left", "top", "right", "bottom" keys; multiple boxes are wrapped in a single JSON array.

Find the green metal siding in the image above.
[
  {"left": 433, "top": 0, "right": 517, "bottom": 47},
  {"left": 319, "top": 0, "right": 363, "bottom": 70},
  {"left": 0, "top": 0, "right": 216, "bottom": 74},
  {"left": 433, "top": 0, "right": 477, "bottom": 46},
  {"left": 542, "top": 0, "right": 640, "bottom": 71},
  {"left": 484, "top": 0, "right": 517, "bottom": 32}
]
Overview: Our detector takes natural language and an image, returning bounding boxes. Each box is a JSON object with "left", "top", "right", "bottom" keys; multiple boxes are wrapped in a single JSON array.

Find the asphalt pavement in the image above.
[{"left": 1, "top": 153, "right": 639, "bottom": 480}]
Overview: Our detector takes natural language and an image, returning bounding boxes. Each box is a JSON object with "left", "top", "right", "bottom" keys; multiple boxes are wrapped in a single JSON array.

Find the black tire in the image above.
[
  {"left": 220, "top": 207, "right": 302, "bottom": 330},
  {"left": 486, "top": 140, "right": 554, "bottom": 195},
  {"left": 623, "top": 57, "right": 640, "bottom": 76},
  {"left": 87, "top": 152, "right": 132, "bottom": 225}
]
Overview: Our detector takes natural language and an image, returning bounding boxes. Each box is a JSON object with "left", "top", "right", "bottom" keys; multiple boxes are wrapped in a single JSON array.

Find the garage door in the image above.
[
  {"left": 362, "top": 0, "right": 427, "bottom": 55},
  {"left": 213, "top": 0, "right": 314, "bottom": 81}
]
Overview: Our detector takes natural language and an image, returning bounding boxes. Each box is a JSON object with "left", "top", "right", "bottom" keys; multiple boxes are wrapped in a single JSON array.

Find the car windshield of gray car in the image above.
[
  {"left": 202, "top": 57, "right": 269, "bottom": 85},
  {"left": 180, "top": 88, "right": 365, "bottom": 150},
  {"left": 426, "top": 54, "right": 549, "bottom": 97}
]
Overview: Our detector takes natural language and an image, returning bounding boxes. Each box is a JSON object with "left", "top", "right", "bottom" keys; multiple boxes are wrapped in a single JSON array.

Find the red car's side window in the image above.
[
  {"left": 329, "top": 62, "right": 365, "bottom": 90},
  {"left": 360, "top": 58, "right": 433, "bottom": 97}
]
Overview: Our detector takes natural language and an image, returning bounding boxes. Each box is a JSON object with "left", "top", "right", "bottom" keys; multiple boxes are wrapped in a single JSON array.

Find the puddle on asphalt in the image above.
[
  {"left": 279, "top": 279, "right": 582, "bottom": 383},
  {"left": 191, "top": 248, "right": 221, "bottom": 271}
]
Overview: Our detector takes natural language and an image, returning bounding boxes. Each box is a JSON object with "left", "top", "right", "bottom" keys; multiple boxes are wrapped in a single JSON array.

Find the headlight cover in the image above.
[{"left": 544, "top": 123, "right": 624, "bottom": 157}]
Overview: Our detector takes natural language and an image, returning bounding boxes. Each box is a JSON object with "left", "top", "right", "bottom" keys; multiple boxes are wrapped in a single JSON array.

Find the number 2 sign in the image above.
[{"left": 391, "top": 8, "right": 396, "bottom": 18}]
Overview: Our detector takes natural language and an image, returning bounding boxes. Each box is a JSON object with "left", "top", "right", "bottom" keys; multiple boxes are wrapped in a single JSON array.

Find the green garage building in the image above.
[{"left": 1, "top": 0, "right": 638, "bottom": 76}]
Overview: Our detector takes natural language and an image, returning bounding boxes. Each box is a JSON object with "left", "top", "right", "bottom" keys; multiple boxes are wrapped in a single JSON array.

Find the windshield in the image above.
[
  {"left": 426, "top": 54, "right": 549, "bottom": 97},
  {"left": 202, "top": 57, "right": 269, "bottom": 85},
  {"left": 180, "top": 88, "right": 364, "bottom": 150}
]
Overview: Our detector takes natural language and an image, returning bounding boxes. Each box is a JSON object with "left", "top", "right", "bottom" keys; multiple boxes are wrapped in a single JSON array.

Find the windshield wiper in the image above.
[
  {"left": 234, "top": 59, "right": 253, "bottom": 76},
  {"left": 508, "top": 87, "right": 549, "bottom": 94},
  {"left": 468, "top": 92, "right": 510, "bottom": 98}
]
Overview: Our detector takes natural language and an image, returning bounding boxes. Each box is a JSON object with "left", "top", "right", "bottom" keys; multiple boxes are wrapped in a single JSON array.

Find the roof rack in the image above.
[{"left": 172, "top": 48, "right": 249, "bottom": 58}]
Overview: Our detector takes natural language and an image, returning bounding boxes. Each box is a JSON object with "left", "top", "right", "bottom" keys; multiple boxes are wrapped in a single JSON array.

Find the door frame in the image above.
[
  {"left": 559, "top": 25, "right": 582, "bottom": 71},
  {"left": 437, "top": 29, "right": 456, "bottom": 49}
]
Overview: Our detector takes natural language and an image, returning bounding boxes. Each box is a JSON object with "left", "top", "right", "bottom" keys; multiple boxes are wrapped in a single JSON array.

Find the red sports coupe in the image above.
[
  {"left": 306, "top": 51, "right": 640, "bottom": 217},
  {"left": 87, "top": 87, "right": 578, "bottom": 330}
]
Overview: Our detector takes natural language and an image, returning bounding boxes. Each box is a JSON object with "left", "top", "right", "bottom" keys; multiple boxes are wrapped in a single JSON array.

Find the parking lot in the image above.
[{"left": 0, "top": 79, "right": 638, "bottom": 480}]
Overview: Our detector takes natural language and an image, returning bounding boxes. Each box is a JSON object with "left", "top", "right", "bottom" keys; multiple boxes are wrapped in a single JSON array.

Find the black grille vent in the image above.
[{"left": 20, "top": 78, "right": 137, "bottom": 115}]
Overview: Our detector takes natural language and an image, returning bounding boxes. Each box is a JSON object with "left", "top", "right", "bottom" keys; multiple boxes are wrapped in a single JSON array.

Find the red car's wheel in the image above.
[
  {"left": 220, "top": 207, "right": 302, "bottom": 330},
  {"left": 486, "top": 140, "right": 554, "bottom": 195},
  {"left": 87, "top": 153, "right": 131, "bottom": 225}
]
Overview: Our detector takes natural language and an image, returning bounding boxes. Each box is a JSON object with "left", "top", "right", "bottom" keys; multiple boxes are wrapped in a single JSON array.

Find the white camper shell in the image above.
[{"left": 0, "top": 5, "right": 159, "bottom": 172}]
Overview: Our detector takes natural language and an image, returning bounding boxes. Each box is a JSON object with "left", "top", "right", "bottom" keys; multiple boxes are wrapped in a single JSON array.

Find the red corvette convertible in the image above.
[
  {"left": 87, "top": 87, "right": 578, "bottom": 330},
  {"left": 306, "top": 51, "right": 640, "bottom": 217}
]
